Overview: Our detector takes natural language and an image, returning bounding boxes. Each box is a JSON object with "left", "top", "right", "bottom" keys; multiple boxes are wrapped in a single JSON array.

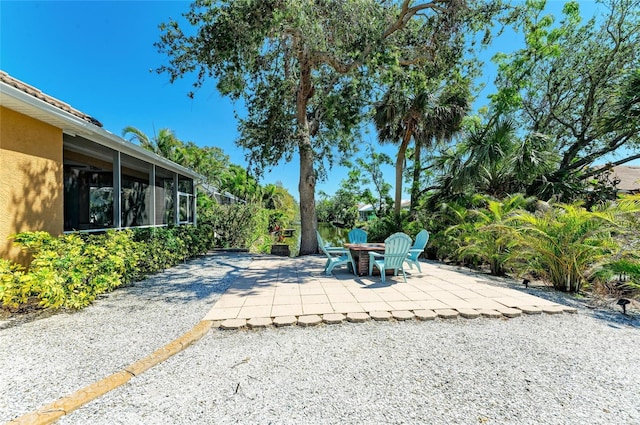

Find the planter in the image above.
[{"left": 270, "top": 244, "right": 290, "bottom": 257}]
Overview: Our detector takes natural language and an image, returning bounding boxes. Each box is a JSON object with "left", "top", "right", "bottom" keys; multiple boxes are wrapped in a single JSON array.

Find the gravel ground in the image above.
[{"left": 1, "top": 253, "right": 639, "bottom": 425}]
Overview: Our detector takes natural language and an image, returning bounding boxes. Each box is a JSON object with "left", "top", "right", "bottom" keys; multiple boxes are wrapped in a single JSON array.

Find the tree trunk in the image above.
[
  {"left": 296, "top": 59, "right": 318, "bottom": 255},
  {"left": 410, "top": 140, "right": 422, "bottom": 215},
  {"left": 394, "top": 130, "right": 411, "bottom": 215},
  {"left": 298, "top": 138, "right": 317, "bottom": 255}
]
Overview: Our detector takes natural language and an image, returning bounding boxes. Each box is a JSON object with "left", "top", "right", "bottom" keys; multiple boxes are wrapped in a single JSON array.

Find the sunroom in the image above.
[{"left": 63, "top": 134, "right": 198, "bottom": 232}]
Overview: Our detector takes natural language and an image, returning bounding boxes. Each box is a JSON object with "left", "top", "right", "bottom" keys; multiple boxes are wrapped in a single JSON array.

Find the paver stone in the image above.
[
  {"left": 220, "top": 319, "right": 247, "bottom": 330},
  {"left": 369, "top": 311, "right": 392, "bottom": 321},
  {"left": 247, "top": 317, "right": 272, "bottom": 328},
  {"left": 435, "top": 309, "right": 459, "bottom": 319},
  {"left": 322, "top": 313, "right": 346, "bottom": 324},
  {"left": 457, "top": 309, "right": 481, "bottom": 319},
  {"left": 414, "top": 309, "right": 437, "bottom": 321},
  {"left": 273, "top": 316, "right": 297, "bottom": 327},
  {"left": 298, "top": 315, "right": 323, "bottom": 327},
  {"left": 391, "top": 310, "right": 415, "bottom": 321},
  {"left": 346, "top": 312, "right": 370, "bottom": 323}
]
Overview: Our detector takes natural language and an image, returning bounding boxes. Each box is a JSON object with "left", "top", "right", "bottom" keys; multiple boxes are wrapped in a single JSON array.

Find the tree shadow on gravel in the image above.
[
  {"left": 115, "top": 253, "right": 253, "bottom": 305},
  {"left": 0, "top": 253, "right": 253, "bottom": 329}
]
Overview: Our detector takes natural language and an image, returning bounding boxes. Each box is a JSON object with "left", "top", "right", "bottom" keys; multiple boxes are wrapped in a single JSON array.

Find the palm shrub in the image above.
[
  {"left": 450, "top": 194, "right": 530, "bottom": 276},
  {"left": 593, "top": 258, "right": 640, "bottom": 295},
  {"left": 444, "top": 195, "right": 529, "bottom": 275},
  {"left": 438, "top": 202, "right": 476, "bottom": 264},
  {"left": 366, "top": 211, "right": 411, "bottom": 243},
  {"left": 508, "top": 203, "right": 620, "bottom": 292},
  {"left": 590, "top": 195, "right": 640, "bottom": 296}
]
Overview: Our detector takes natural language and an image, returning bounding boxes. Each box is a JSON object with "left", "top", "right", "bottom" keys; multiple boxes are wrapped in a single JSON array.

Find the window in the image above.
[{"left": 64, "top": 149, "right": 115, "bottom": 231}]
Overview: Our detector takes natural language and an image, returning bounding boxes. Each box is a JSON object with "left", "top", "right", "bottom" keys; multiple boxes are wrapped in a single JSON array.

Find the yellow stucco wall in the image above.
[{"left": 0, "top": 106, "right": 63, "bottom": 264}]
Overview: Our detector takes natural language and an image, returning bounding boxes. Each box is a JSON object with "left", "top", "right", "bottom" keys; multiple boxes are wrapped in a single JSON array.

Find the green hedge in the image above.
[{"left": 0, "top": 225, "right": 216, "bottom": 310}]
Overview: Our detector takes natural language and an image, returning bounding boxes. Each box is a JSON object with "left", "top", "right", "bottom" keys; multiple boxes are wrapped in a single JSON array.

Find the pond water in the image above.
[{"left": 277, "top": 222, "right": 349, "bottom": 257}]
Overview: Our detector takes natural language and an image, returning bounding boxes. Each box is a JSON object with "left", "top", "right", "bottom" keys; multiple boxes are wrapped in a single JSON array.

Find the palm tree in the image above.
[
  {"left": 374, "top": 85, "right": 431, "bottom": 215},
  {"left": 450, "top": 194, "right": 531, "bottom": 276},
  {"left": 430, "top": 117, "right": 558, "bottom": 202},
  {"left": 122, "top": 127, "right": 182, "bottom": 163},
  {"left": 261, "top": 183, "right": 286, "bottom": 210},
  {"left": 121, "top": 126, "right": 156, "bottom": 152},
  {"left": 410, "top": 87, "right": 470, "bottom": 211}
]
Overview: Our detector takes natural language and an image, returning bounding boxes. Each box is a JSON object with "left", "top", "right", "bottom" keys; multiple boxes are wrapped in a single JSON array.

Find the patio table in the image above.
[{"left": 344, "top": 243, "right": 390, "bottom": 276}]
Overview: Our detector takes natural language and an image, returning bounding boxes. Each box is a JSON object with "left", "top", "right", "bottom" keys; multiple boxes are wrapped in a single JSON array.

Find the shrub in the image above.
[
  {"left": 447, "top": 195, "right": 528, "bottom": 275},
  {"left": 1, "top": 225, "right": 216, "bottom": 311},
  {"left": 365, "top": 211, "right": 411, "bottom": 242},
  {"left": 3, "top": 231, "right": 136, "bottom": 309},
  {"left": 508, "top": 203, "right": 619, "bottom": 292},
  {"left": 205, "top": 203, "right": 262, "bottom": 249}
]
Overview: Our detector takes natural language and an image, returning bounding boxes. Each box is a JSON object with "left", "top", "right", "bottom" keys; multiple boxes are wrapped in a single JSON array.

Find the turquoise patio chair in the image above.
[
  {"left": 348, "top": 228, "right": 368, "bottom": 244},
  {"left": 369, "top": 232, "right": 413, "bottom": 283},
  {"left": 317, "top": 231, "right": 354, "bottom": 276},
  {"left": 405, "top": 229, "right": 430, "bottom": 273}
]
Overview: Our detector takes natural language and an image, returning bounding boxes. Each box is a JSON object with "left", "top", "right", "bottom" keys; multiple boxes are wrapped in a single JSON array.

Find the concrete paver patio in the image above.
[{"left": 205, "top": 255, "right": 576, "bottom": 329}]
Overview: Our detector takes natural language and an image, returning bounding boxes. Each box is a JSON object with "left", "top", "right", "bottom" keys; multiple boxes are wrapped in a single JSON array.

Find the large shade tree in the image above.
[
  {"left": 155, "top": 0, "right": 499, "bottom": 255},
  {"left": 490, "top": 0, "right": 640, "bottom": 199}
]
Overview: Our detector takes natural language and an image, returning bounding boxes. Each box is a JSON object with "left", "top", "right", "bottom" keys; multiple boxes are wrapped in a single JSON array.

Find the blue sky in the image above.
[{"left": 1, "top": 0, "right": 614, "bottom": 200}]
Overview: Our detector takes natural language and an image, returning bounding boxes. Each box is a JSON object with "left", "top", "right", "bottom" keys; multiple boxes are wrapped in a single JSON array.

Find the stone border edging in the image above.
[
  {"left": 7, "top": 320, "right": 212, "bottom": 425},
  {"left": 214, "top": 305, "right": 578, "bottom": 331}
]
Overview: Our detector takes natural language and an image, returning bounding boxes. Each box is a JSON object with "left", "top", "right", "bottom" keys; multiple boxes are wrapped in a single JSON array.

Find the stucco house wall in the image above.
[
  {"left": 0, "top": 106, "right": 64, "bottom": 263},
  {"left": 1, "top": 71, "right": 206, "bottom": 265}
]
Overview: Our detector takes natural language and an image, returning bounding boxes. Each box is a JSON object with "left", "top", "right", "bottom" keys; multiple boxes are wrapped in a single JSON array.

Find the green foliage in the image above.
[
  {"left": 508, "top": 203, "right": 620, "bottom": 292},
  {"left": 447, "top": 195, "right": 530, "bottom": 275},
  {"left": 0, "top": 259, "right": 34, "bottom": 307},
  {"left": 1, "top": 226, "right": 216, "bottom": 311},
  {"left": 489, "top": 0, "right": 640, "bottom": 200},
  {"left": 316, "top": 189, "right": 359, "bottom": 229},
  {"left": 593, "top": 258, "right": 640, "bottom": 295},
  {"left": 2, "top": 231, "right": 138, "bottom": 309},
  {"left": 204, "top": 203, "right": 263, "bottom": 249},
  {"left": 429, "top": 117, "right": 559, "bottom": 205},
  {"left": 365, "top": 211, "right": 413, "bottom": 243},
  {"left": 156, "top": 0, "right": 503, "bottom": 255}
]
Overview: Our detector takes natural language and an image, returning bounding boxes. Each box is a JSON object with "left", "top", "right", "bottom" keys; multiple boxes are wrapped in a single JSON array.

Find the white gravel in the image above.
[{"left": 1, "top": 253, "right": 639, "bottom": 425}]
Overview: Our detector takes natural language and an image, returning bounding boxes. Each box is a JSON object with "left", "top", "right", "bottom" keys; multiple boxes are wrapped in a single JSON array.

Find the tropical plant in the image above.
[
  {"left": 508, "top": 203, "right": 620, "bottom": 292},
  {"left": 409, "top": 81, "right": 471, "bottom": 211},
  {"left": 430, "top": 117, "right": 558, "bottom": 204},
  {"left": 122, "top": 127, "right": 183, "bottom": 163},
  {"left": 449, "top": 194, "right": 531, "bottom": 275},
  {"left": 592, "top": 258, "right": 640, "bottom": 295},
  {"left": 374, "top": 84, "right": 433, "bottom": 215}
]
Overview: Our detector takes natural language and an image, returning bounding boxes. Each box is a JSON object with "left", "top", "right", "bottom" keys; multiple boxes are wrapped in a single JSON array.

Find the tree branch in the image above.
[
  {"left": 582, "top": 152, "right": 640, "bottom": 179},
  {"left": 383, "top": 0, "right": 448, "bottom": 39}
]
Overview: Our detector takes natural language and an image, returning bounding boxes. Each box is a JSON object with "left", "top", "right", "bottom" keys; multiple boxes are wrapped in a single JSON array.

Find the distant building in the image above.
[
  {"left": 0, "top": 71, "right": 207, "bottom": 263},
  {"left": 609, "top": 165, "right": 640, "bottom": 194},
  {"left": 358, "top": 204, "right": 375, "bottom": 221},
  {"left": 357, "top": 199, "right": 410, "bottom": 221}
]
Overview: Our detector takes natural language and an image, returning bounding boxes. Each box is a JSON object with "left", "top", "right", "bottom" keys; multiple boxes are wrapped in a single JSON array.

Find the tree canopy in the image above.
[
  {"left": 490, "top": 0, "right": 640, "bottom": 199},
  {"left": 156, "top": 0, "right": 501, "bottom": 254}
]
